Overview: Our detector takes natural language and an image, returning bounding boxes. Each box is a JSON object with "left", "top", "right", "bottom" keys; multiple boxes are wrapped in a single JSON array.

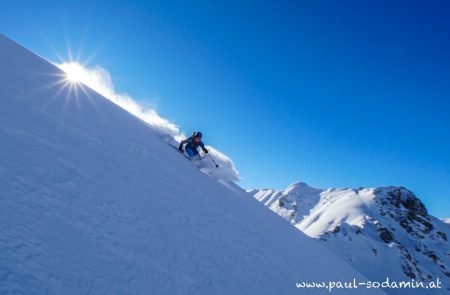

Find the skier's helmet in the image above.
[{"left": 193, "top": 131, "right": 202, "bottom": 139}]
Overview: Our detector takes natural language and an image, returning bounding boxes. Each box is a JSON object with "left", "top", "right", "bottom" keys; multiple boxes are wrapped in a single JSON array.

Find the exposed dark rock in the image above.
[
  {"left": 398, "top": 244, "right": 412, "bottom": 261},
  {"left": 423, "top": 249, "right": 439, "bottom": 263},
  {"left": 402, "top": 196, "right": 427, "bottom": 217},
  {"left": 384, "top": 187, "right": 428, "bottom": 217},
  {"left": 399, "top": 218, "right": 413, "bottom": 233},
  {"left": 422, "top": 220, "right": 433, "bottom": 234},
  {"left": 378, "top": 227, "right": 394, "bottom": 243},
  {"left": 437, "top": 231, "right": 448, "bottom": 241},
  {"left": 402, "top": 263, "right": 416, "bottom": 279},
  {"left": 332, "top": 225, "right": 340, "bottom": 234},
  {"left": 415, "top": 243, "right": 423, "bottom": 253}
]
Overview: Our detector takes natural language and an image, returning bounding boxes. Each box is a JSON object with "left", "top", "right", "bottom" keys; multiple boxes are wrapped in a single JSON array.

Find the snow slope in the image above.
[
  {"left": 249, "top": 182, "right": 450, "bottom": 294},
  {"left": 0, "top": 34, "right": 382, "bottom": 294}
]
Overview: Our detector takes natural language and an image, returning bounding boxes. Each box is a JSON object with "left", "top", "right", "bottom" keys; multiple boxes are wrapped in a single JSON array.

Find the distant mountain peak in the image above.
[
  {"left": 250, "top": 181, "right": 450, "bottom": 294},
  {"left": 284, "top": 181, "right": 323, "bottom": 194}
]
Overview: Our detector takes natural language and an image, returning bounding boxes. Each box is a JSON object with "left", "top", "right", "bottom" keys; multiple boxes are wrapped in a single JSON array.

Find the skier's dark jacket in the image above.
[{"left": 179, "top": 136, "right": 208, "bottom": 154}]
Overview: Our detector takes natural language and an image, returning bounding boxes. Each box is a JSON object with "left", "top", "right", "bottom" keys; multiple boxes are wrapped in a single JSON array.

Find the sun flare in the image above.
[{"left": 59, "top": 62, "right": 86, "bottom": 84}]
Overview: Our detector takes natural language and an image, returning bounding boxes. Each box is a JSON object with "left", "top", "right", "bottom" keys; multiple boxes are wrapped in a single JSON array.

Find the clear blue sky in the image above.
[{"left": 1, "top": 0, "right": 449, "bottom": 217}]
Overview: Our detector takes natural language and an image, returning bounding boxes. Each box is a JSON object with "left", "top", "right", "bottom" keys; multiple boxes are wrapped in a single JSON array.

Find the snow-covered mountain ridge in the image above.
[{"left": 249, "top": 182, "right": 450, "bottom": 294}]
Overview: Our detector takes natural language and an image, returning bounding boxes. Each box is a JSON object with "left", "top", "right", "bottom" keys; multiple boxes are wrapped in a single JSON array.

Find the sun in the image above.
[{"left": 59, "top": 62, "right": 86, "bottom": 84}]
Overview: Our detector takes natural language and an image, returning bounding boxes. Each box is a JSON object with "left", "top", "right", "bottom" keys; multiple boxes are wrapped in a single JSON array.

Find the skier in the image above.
[{"left": 178, "top": 131, "right": 209, "bottom": 159}]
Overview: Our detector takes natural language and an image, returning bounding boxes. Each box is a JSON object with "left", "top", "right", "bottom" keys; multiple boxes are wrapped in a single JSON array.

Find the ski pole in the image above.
[{"left": 207, "top": 153, "right": 219, "bottom": 168}]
